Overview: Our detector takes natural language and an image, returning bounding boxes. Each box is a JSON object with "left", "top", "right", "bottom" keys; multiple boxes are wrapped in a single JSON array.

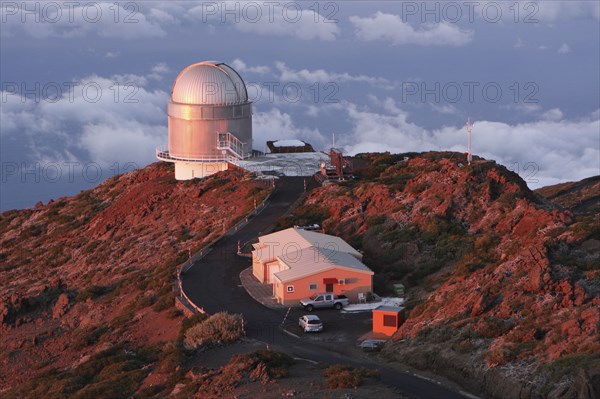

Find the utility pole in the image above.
[{"left": 466, "top": 117, "right": 474, "bottom": 166}]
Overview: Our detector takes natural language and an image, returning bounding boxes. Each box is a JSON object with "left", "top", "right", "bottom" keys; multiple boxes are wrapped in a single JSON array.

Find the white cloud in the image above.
[
  {"left": 349, "top": 12, "right": 473, "bottom": 46},
  {"left": 430, "top": 103, "right": 459, "bottom": 115},
  {"left": 230, "top": 59, "right": 271, "bottom": 74},
  {"left": 532, "top": 1, "right": 600, "bottom": 21},
  {"left": 148, "top": 62, "right": 171, "bottom": 80},
  {"left": 253, "top": 108, "right": 327, "bottom": 150},
  {"left": 1, "top": 70, "right": 168, "bottom": 167},
  {"left": 151, "top": 63, "right": 170, "bottom": 74},
  {"left": 541, "top": 108, "right": 563, "bottom": 121},
  {"left": 514, "top": 38, "right": 525, "bottom": 48},
  {"left": 557, "top": 43, "right": 571, "bottom": 54},
  {"left": 342, "top": 97, "right": 599, "bottom": 188},
  {"left": 0, "top": 2, "right": 166, "bottom": 39},
  {"left": 103, "top": 51, "right": 120, "bottom": 59},
  {"left": 147, "top": 7, "right": 178, "bottom": 25},
  {"left": 500, "top": 103, "right": 542, "bottom": 115},
  {"left": 274, "top": 62, "right": 391, "bottom": 86},
  {"left": 189, "top": 2, "right": 339, "bottom": 41}
]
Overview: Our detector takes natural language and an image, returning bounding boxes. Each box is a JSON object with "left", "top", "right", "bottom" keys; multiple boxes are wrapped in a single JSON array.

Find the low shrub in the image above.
[
  {"left": 76, "top": 284, "right": 114, "bottom": 302},
  {"left": 537, "top": 352, "right": 600, "bottom": 382},
  {"left": 178, "top": 313, "right": 209, "bottom": 340},
  {"left": 252, "top": 350, "right": 294, "bottom": 378},
  {"left": 322, "top": 364, "right": 363, "bottom": 389},
  {"left": 71, "top": 324, "right": 110, "bottom": 350},
  {"left": 230, "top": 350, "right": 295, "bottom": 380},
  {"left": 152, "top": 293, "right": 174, "bottom": 313},
  {"left": 366, "top": 214, "right": 386, "bottom": 227},
  {"left": 183, "top": 312, "right": 242, "bottom": 349},
  {"left": 155, "top": 341, "right": 186, "bottom": 373}
]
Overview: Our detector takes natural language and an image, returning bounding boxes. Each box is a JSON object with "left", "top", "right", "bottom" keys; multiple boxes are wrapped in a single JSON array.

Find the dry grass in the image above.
[
  {"left": 183, "top": 312, "right": 243, "bottom": 349},
  {"left": 322, "top": 365, "right": 363, "bottom": 389}
]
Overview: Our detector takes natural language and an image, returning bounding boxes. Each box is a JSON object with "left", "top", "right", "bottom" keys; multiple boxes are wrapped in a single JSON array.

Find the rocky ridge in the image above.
[{"left": 278, "top": 152, "right": 599, "bottom": 398}]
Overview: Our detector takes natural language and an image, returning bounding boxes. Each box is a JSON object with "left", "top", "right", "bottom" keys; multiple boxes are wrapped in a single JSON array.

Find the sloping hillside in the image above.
[
  {"left": 277, "top": 152, "right": 599, "bottom": 398},
  {"left": 0, "top": 163, "right": 271, "bottom": 396},
  {"left": 535, "top": 176, "right": 600, "bottom": 214}
]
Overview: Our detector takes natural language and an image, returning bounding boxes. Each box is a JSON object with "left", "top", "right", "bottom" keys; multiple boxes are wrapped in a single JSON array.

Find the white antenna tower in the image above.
[
  {"left": 332, "top": 133, "right": 335, "bottom": 149},
  {"left": 466, "top": 117, "right": 474, "bottom": 165}
]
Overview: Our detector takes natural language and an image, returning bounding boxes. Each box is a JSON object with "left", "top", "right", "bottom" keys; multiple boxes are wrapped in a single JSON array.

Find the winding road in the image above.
[{"left": 181, "top": 177, "right": 471, "bottom": 399}]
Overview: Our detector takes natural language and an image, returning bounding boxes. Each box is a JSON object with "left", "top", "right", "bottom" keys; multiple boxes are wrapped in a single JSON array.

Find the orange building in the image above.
[
  {"left": 372, "top": 306, "right": 405, "bottom": 338},
  {"left": 252, "top": 228, "right": 374, "bottom": 305}
]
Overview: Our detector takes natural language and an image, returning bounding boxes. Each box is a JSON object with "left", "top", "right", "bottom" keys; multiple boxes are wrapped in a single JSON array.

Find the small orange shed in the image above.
[{"left": 372, "top": 306, "right": 405, "bottom": 337}]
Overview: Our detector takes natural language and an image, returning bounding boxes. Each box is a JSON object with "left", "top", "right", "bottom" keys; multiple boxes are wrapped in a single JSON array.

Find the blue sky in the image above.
[{"left": 1, "top": 1, "right": 599, "bottom": 210}]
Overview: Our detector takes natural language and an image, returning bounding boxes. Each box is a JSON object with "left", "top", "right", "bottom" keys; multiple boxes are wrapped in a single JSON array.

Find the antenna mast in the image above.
[
  {"left": 466, "top": 117, "right": 473, "bottom": 165},
  {"left": 332, "top": 133, "right": 335, "bottom": 149}
]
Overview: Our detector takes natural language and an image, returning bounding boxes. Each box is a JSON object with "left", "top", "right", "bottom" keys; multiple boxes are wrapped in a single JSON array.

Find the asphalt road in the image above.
[{"left": 181, "top": 177, "right": 470, "bottom": 399}]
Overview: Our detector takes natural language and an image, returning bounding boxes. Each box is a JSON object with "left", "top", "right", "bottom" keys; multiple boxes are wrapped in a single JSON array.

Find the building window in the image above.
[
  {"left": 309, "top": 283, "right": 318, "bottom": 290},
  {"left": 383, "top": 315, "right": 397, "bottom": 328},
  {"left": 286, "top": 285, "right": 294, "bottom": 293}
]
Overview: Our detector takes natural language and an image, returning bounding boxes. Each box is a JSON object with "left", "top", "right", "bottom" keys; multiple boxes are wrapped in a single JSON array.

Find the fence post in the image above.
[
  {"left": 175, "top": 189, "right": 274, "bottom": 316},
  {"left": 281, "top": 306, "right": 292, "bottom": 327}
]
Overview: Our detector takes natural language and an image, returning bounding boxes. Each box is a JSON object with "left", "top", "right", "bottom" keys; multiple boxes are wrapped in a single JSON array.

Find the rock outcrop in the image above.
[
  {"left": 279, "top": 152, "right": 599, "bottom": 398},
  {"left": 0, "top": 162, "right": 271, "bottom": 391}
]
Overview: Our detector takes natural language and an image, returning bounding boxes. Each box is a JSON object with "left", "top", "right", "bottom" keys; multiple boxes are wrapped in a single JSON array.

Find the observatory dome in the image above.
[
  {"left": 171, "top": 61, "right": 249, "bottom": 105},
  {"left": 157, "top": 60, "right": 253, "bottom": 180}
]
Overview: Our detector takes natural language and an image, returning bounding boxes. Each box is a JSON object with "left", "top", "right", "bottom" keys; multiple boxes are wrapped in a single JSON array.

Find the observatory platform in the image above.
[
  {"left": 156, "top": 61, "right": 253, "bottom": 180},
  {"left": 237, "top": 152, "right": 329, "bottom": 177}
]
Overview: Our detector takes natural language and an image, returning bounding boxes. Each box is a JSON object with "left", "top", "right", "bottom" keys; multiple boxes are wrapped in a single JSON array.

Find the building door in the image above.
[{"left": 325, "top": 283, "right": 333, "bottom": 292}]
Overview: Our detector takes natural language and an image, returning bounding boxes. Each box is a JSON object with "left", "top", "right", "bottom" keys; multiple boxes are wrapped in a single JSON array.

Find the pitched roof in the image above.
[
  {"left": 274, "top": 246, "right": 373, "bottom": 283},
  {"left": 256, "top": 227, "right": 361, "bottom": 260}
]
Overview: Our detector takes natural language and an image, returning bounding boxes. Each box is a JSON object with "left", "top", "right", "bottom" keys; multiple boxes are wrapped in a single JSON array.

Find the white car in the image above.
[{"left": 299, "top": 315, "right": 323, "bottom": 333}]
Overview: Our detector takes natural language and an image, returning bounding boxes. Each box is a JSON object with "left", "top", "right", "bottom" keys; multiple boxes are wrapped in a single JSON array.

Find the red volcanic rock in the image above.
[
  {"left": 0, "top": 162, "right": 271, "bottom": 391},
  {"left": 295, "top": 152, "right": 598, "bottom": 395},
  {"left": 51, "top": 293, "right": 69, "bottom": 319},
  {"left": 0, "top": 301, "right": 8, "bottom": 327},
  {"left": 560, "top": 319, "right": 580, "bottom": 336}
]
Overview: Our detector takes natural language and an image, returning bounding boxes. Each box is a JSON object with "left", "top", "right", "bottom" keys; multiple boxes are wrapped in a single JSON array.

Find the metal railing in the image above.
[
  {"left": 217, "top": 132, "right": 246, "bottom": 159},
  {"left": 156, "top": 147, "right": 239, "bottom": 163},
  {"left": 175, "top": 188, "right": 275, "bottom": 314}
]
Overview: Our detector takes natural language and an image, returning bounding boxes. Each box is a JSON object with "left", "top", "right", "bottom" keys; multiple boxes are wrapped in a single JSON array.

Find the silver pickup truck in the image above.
[{"left": 300, "top": 293, "right": 349, "bottom": 311}]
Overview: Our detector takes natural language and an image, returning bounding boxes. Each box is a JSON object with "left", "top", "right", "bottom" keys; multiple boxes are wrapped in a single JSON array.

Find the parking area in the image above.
[
  {"left": 241, "top": 266, "right": 377, "bottom": 345},
  {"left": 283, "top": 307, "right": 372, "bottom": 344}
]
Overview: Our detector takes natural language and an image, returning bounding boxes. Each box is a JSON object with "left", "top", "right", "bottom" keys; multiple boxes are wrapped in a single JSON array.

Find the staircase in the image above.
[{"left": 217, "top": 132, "right": 246, "bottom": 159}]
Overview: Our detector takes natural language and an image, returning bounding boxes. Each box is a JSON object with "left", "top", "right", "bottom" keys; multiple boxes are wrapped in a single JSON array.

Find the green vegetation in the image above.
[
  {"left": 536, "top": 353, "right": 600, "bottom": 395},
  {"left": 2, "top": 345, "right": 158, "bottom": 399},
  {"left": 183, "top": 311, "right": 243, "bottom": 349},
  {"left": 71, "top": 324, "right": 110, "bottom": 350},
  {"left": 322, "top": 364, "right": 380, "bottom": 389},
  {"left": 275, "top": 203, "right": 331, "bottom": 230},
  {"left": 233, "top": 350, "right": 295, "bottom": 379},
  {"left": 322, "top": 364, "right": 362, "bottom": 389},
  {"left": 76, "top": 284, "right": 115, "bottom": 302}
]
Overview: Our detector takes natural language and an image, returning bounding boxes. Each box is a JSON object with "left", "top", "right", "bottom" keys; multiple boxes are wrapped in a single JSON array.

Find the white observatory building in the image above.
[{"left": 156, "top": 61, "right": 253, "bottom": 180}]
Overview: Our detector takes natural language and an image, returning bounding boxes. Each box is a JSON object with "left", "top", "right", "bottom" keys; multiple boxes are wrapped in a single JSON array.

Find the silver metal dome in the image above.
[
  {"left": 171, "top": 61, "right": 248, "bottom": 105},
  {"left": 157, "top": 60, "right": 253, "bottom": 180}
]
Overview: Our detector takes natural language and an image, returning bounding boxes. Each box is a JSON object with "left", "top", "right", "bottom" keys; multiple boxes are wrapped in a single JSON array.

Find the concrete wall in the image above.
[
  {"left": 274, "top": 268, "right": 373, "bottom": 306},
  {"left": 372, "top": 309, "right": 405, "bottom": 337},
  {"left": 251, "top": 254, "right": 265, "bottom": 283},
  {"left": 174, "top": 162, "right": 229, "bottom": 180}
]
